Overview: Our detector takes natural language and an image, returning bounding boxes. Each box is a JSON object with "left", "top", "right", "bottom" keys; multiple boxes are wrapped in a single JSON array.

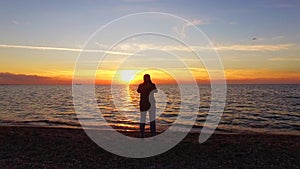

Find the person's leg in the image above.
[
  {"left": 149, "top": 105, "right": 156, "bottom": 136},
  {"left": 140, "top": 111, "right": 146, "bottom": 138}
]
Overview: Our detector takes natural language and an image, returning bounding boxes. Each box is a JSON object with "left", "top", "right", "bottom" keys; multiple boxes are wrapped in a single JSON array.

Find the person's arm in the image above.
[
  {"left": 137, "top": 84, "right": 141, "bottom": 93},
  {"left": 153, "top": 84, "right": 158, "bottom": 93}
]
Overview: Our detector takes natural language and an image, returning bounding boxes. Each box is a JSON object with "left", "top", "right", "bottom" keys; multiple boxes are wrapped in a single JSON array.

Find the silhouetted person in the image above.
[{"left": 137, "top": 74, "right": 157, "bottom": 138}]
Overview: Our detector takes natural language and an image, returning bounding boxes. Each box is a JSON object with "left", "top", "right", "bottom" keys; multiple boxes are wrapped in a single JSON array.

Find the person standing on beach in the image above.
[{"left": 137, "top": 74, "right": 157, "bottom": 138}]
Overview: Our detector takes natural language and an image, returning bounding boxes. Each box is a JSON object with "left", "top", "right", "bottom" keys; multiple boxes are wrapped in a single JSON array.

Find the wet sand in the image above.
[{"left": 0, "top": 126, "right": 299, "bottom": 169}]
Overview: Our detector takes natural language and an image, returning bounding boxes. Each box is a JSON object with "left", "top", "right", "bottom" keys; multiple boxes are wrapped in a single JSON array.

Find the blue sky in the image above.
[
  {"left": 1, "top": 0, "right": 299, "bottom": 46},
  {"left": 0, "top": 0, "right": 299, "bottom": 84}
]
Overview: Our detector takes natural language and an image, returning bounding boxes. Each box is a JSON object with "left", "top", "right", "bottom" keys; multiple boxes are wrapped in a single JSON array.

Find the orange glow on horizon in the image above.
[
  {"left": 1, "top": 69, "right": 300, "bottom": 85},
  {"left": 110, "top": 69, "right": 177, "bottom": 85},
  {"left": 114, "top": 70, "right": 138, "bottom": 84}
]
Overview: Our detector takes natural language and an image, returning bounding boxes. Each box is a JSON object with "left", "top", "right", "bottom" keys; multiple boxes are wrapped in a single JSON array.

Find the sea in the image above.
[{"left": 0, "top": 84, "right": 299, "bottom": 135}]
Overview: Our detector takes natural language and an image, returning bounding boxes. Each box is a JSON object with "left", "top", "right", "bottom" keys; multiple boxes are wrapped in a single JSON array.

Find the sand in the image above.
[{"left": 0, "top": 126, "right": 299, "bottom": 169}]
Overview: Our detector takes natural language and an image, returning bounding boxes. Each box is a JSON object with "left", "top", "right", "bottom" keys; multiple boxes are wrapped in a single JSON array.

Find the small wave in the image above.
[
  {"left": 0, "top": 119, "right": 81, "bottom": 127},
  {"left": 160, "top": 113, "right": 178, "bottom": 117}
]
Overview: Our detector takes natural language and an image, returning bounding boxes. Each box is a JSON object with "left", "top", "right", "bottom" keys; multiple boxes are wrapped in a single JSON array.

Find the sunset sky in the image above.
[{"left": 0, "top": 0, "right": 299, "bottom": 84}]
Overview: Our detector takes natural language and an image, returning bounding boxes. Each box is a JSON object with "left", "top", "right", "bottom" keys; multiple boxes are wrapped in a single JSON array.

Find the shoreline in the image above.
[
  {"left": 1, "top": 124, "right": 299, "bottom": 136},
  {"left": 0, "top": 126, "right": 299, "bottom": 168}
]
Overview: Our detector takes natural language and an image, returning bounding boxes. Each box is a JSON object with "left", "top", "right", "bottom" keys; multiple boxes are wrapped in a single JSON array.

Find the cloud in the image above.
[
  {"left": 116, "top": 42, "right": 294, "bottom": 52},
  {"left": 12, "top": 20, "right": 19, "bottom": 25},
  {"left": 223, "top": 69, "right": 300, "bottom": 84},
  {"left": 229, "top": 21, "right": 237, "bottom": 25},
  {"left": 268, "top": 57, "right": 300, "bottom": 61},
  {"left": 188, "top": 19, "right": 204, "bottom": 26},
  {"left": 213, "top": 43, "right": 294, "bottom": 51},
  {"left": 0, "top": 44, "right": 138, "bottom": 56},
  {"left": 1, "top": 42, "right": 293, "bottom": 58},
  {"left": 193, "top": 44, "right": 293, "bottom": 52},
  {"left": 174, "top": 19, "right": 205, "bottom": 38},
  {"left": 271, "top": 36, "right": 285, "bottom": 40},
  {"left": 0, "top": 72, "right": 71, "bottom": 84}
]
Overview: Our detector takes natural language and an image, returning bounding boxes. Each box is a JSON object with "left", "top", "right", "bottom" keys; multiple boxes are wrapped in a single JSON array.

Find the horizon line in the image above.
[{"left": 1, "top": 83, "right": 299, "bottom": 85}]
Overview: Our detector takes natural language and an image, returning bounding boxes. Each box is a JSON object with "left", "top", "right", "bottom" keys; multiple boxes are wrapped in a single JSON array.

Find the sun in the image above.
[{"left": 117, "top": 70, "right": 137, "bottom": 84}]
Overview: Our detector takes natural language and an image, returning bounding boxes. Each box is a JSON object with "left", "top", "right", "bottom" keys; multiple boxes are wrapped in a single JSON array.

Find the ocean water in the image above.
[{"left": 0, "top": 84, "right": 299, "bottom": 135}]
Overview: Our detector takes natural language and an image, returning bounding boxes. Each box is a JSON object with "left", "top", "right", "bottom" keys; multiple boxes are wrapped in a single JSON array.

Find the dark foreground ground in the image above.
[{"left": 0, "top": 126, "right": 299, "bottom": 169}]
